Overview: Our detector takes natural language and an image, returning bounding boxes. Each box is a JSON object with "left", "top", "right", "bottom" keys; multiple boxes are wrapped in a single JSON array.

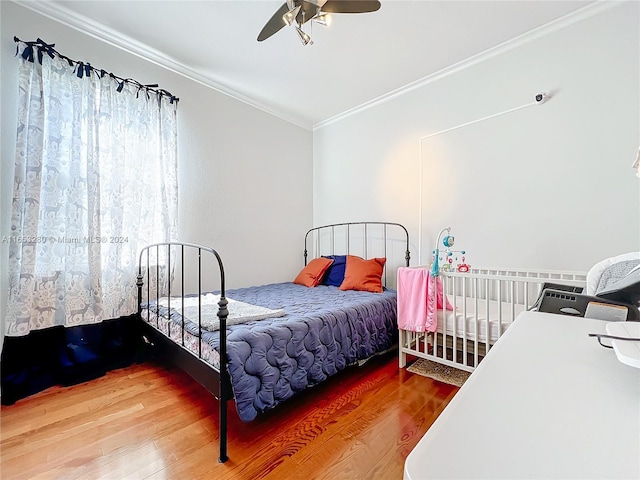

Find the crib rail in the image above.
[{"left": 399, "top": 267, "right": 587, "bottom": 373}]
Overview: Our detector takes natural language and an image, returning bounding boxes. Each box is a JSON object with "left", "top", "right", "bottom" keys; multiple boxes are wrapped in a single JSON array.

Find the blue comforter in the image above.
[{"left": 149, "top": 282, "right": 398, "bottom": 422}]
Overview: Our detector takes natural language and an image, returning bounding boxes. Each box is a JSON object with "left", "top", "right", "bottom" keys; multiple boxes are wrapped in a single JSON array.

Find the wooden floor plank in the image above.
[{"left": 1, "top": 353, "right": 458, "bottom": 479}]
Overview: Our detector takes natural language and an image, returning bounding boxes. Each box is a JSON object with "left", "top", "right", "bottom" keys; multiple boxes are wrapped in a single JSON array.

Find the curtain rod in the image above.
[{"left": 13, "top": 36, "right": 179, "bottom": 104}]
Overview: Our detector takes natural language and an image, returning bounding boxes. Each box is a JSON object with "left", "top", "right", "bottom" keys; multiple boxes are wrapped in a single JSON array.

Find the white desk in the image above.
[{"left": 404, "top": 311, "right": 640, "bottom": 480}]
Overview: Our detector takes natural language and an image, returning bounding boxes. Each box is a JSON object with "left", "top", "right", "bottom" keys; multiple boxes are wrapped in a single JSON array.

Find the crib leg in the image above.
[{"left": 399, "top": 330, "right": 407, "bottom": 368}]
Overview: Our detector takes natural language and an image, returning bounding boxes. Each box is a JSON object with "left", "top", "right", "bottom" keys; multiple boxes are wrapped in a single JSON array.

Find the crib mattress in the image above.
[{"left": 436, "top": 296, "right": 526, "bottom": 344}]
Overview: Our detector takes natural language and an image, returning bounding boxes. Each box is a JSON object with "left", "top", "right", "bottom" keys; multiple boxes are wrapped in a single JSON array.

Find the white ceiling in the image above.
[{"left": 26, "top": 0, "right": 595, "bottom": 129}]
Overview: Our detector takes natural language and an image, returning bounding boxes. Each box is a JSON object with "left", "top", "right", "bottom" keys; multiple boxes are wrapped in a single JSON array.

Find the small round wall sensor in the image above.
[{"left": 535, "top": 93, "right": 549, "bottom": 104}]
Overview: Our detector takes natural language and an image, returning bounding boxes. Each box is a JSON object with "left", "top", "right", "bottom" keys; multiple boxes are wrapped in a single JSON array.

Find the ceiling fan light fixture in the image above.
[
  {"left": 283, "top": 5, "right": 301, "bottom": 26},
  {"left": 258, "top": 0, "right": 380, "bottom": 44},
  {"left": 313, "top": 12, "right": 331, "bottom": 27},
  {"left": 296, "top": 26, "right": 313, "bottom": 45}
]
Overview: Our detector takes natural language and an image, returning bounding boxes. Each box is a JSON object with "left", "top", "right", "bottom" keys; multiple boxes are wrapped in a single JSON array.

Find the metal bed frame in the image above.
[
  {"left": 136, "top": 222, "right": 410, "bottom": 463},
  {"left": 136, "top": 242, "right": 230, "bottom": 460}
]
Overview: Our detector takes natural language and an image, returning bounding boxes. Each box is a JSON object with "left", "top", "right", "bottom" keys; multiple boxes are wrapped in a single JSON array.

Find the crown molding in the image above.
[
  {"left": 11, "top": 0, "right": 622, "bottom": 133},
  {"left": 12, "top": 0, "right": 313, "bottom": 131},
  {"left": 313, "top": 0, "right": 624, "bottom": 131}
]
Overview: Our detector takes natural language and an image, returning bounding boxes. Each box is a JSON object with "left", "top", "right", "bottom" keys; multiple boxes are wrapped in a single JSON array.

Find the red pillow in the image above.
[
  {"left": 293, "top": 257, "right": 334, "bottom": 287},
  {"left": 339, "top": 255, "right": 386, "bottom": 293}
]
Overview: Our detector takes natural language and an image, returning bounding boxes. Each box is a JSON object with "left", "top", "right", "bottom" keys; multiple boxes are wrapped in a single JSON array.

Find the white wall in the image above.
[
  {"left": 0, "top": 2, "right": 313, "bottom": 346},
  {"left": 314, "top": 1, "right": 640, "bottom": 273}
]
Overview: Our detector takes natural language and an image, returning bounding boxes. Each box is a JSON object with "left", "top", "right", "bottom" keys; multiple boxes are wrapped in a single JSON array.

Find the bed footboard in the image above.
[
  {"left": 399, "top": 267, "right": 587, "bottom": 372},
  {"left": 136, "top": 242, "right": 229, "bottom": 463}
]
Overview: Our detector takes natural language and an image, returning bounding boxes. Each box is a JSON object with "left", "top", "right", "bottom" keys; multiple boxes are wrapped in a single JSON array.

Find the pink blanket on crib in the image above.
[{"left": 397, "top": 267, "right": 453, "bottom": 333}]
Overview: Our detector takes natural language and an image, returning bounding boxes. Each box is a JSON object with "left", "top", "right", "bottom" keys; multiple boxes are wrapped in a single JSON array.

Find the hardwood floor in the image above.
[{"left": 0, "top": 352, "right": 458, "bottom": 480}]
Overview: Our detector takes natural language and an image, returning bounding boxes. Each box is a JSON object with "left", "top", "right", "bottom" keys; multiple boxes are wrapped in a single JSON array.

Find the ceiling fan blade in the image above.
[
  {"left": 320, "top": 0, "right": 381, "bottom": 14},
  {"left": 257, "top": 3, "right": 290, "bottom": 42}
]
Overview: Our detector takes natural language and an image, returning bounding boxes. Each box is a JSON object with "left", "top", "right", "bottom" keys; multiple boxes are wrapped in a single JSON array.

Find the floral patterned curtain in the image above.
[{"left": 5, "top": 40, "right": 178, "bottom": 336}]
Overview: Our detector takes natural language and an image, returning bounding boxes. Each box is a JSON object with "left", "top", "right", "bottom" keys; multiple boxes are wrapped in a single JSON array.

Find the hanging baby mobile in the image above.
[{"left": 430, "top": 226, "right": 470, "bottom": 276}]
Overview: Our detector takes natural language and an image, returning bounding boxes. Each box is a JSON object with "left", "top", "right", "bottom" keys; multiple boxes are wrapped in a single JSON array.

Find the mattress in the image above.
[
  {"left": 435, "top": 295, "right": 526, "bottom": 343},
  {"left": 141, "top": 282, "right": 398, "bottom": 422}
]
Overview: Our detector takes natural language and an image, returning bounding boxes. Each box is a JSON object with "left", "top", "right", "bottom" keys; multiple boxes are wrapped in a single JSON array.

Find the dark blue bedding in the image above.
[{"left": 145, "top": 282, "right": 397, "bottom": 422}]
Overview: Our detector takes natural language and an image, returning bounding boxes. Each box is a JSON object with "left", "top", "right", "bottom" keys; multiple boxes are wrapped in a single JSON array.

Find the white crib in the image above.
[{"left": 398, "top": 266, "right": 587, "bottom": 373}]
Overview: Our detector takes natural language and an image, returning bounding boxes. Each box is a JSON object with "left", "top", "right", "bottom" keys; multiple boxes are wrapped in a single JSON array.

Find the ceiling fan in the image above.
[{"left": 257, "top": 0, "right": 381, "bottom": 45}]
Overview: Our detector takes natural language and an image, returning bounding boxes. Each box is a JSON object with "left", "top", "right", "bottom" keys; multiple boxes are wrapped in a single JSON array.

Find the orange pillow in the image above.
[
  {"left": 293, "top": 257, "right": 334, "bottom": 287},
  {"left": 339, "top": 255, "right": 386, "bottom": 293}
]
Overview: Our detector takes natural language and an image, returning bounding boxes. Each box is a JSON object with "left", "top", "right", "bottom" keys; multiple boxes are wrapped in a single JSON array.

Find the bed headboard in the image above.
[{"left": 304, "top": 222, "right": 410, "bottom": 289}]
